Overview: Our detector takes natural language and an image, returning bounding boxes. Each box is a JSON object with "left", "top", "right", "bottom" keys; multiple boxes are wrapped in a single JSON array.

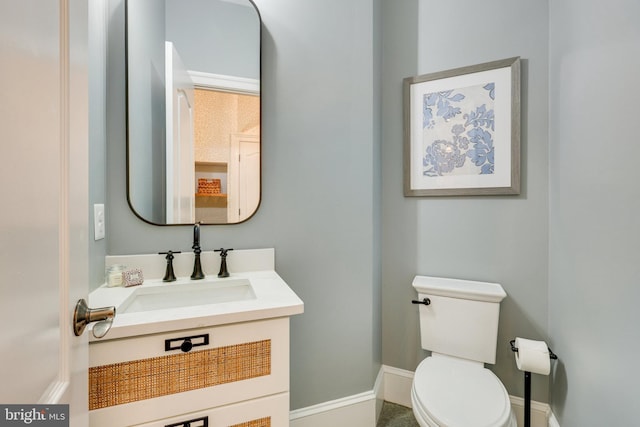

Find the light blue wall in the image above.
[
  {"left": 548, "top": 0, "right": 640, "bottom": 424},
  {"left": 105, "top": 0, "right": 381, "bottom": 410},
  {"left": 165, "top": 0, "right": 260, "bottom": 78},
  {"left": 382, "top": 0, "right": 550, "bottom": 403},
  {"left": 127, "top": 0, "right": 167, "bottom": 223},
  {"left": 89, "top": 0, "right": 108, "bottom": 287}
]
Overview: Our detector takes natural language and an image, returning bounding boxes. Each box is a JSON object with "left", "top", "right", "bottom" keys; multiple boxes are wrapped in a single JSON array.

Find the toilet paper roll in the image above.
[{"left": 514, "top": 337, "right": 551, "bottom": 375}]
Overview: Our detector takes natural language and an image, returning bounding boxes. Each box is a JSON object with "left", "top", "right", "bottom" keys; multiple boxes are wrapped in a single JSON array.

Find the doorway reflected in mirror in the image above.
[{"left": 194, "top": 89, "right": 260, "bottom": 223}]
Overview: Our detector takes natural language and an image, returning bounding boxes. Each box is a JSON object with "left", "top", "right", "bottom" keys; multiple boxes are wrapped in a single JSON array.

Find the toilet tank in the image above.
[{"left": 412, "top": 276, "right": 507, "bottom": 364}]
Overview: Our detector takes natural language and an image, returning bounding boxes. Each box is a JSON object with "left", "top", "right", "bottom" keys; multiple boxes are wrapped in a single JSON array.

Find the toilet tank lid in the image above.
[{"left": 412, "top": 276, "right": 506, "bottom": 303}]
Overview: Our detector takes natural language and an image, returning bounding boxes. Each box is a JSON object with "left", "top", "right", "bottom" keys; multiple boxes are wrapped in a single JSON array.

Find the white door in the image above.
[
  {"left": 227, "top": 134, "right": 260, "bottom": 223},
  {"left": 0, "top": 0, "right": 89, "bottom": 424},
  {"left": 165, "top": 42, "right": 195, "bottom": 223},
  {"left": 239, "top": 139, "right": 261, "bottom": 221}
]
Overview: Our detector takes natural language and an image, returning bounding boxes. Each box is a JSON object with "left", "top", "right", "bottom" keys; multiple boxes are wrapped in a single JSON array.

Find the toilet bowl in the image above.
[
  {"left": 411, "top": 276, "right": 516, "bottom": 427},
  {"left": 411, "top": 354, "right": 516, "bottom": 427}
]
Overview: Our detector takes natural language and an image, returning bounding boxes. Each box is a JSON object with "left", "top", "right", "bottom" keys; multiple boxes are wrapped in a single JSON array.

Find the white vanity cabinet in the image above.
[
  {"left": 89, "top": 317, "right": 291, "bottom": 427},
  {"left": 89, "top": 249, "right": 303, "bottom": 427}
]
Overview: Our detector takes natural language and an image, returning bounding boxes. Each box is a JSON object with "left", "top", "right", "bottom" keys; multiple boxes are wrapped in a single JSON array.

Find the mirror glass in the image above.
[{"left": 126, "top": 0, "right": 261, "bottom": 225}]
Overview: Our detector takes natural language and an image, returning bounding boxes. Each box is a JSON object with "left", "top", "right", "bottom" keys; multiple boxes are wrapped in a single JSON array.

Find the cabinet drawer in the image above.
[
  {"left": 89, "top": 318, "right": 289, "bottom": 427},
  {"left": 132, "top": 392, "right": 289, "bottom": 427}
]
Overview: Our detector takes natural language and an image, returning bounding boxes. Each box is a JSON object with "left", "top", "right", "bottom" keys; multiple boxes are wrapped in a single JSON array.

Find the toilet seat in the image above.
[{"left": 411, "top": 354, "right": 515, "bottom": 427}]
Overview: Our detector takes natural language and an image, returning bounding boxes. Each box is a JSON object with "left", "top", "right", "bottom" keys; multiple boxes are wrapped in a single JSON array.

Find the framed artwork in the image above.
[{"left": 403, "top": 57, "right": 521, "bottom": 196}]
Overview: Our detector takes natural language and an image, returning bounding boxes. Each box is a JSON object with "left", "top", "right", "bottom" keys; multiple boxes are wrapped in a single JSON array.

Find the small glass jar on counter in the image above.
[{"left": 105, "top": 264, "right": 128, "bottom": 287}]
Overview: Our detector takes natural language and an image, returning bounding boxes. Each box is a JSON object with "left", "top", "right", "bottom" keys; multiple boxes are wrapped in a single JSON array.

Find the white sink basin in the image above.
[{"left": 119, "top": 279, "right": 256, "bottom": 314}]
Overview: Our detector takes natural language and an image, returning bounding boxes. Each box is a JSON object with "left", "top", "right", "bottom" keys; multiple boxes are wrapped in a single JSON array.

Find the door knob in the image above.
[{"left": 73, "top": 299, "right": 116, "bottom": 338}]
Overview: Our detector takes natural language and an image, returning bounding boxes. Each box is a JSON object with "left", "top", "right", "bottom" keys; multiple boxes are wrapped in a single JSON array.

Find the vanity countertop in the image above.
[
  {"left": 89, "top": 270, "right": 303, "bottom": 341},
  {"left": 89, "top": 249, "right": 303, "bottom": 341}
]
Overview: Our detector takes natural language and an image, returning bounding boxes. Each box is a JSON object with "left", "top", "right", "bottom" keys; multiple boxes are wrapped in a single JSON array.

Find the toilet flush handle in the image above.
[{"left": 411, "top": 298, "right": 431, "bottom": 306}]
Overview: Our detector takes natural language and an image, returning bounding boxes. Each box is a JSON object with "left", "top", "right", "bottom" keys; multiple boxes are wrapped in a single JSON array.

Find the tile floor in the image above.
[{"left": 376, "top": 401, "right": 420, "bottom": 427}]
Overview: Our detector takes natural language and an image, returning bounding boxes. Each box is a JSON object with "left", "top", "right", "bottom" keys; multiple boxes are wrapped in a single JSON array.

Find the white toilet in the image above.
[{"left": 411, "top": 276, "right": 517, "bottom": 427}]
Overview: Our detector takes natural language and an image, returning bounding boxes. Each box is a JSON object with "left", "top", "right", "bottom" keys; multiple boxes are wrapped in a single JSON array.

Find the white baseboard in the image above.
[
  {"left": 374, "top": 364, "right": 385, "bottom": 420},
  {"left": 288, "top": 365, "right": 560, "bottom": 427},
  {"left": 380, "top": 365, "right": 414, "bottom": 408},
  {"left": 289, "top": 367, "right": 385, "bottom": 427},
  {"left": 289, "top": 391, "right": 377, "bottom": 427},
  {"left": 509, "top": 395, "right": 552, "bottom": 427},
  {"left": 549, "top": 412, "right": 561, "bottom": 427}
]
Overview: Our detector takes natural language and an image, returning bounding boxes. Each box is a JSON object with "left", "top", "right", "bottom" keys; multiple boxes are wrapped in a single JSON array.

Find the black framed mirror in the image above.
[{"left": 126, "top": 0, "right": 261, "bottom": 225}]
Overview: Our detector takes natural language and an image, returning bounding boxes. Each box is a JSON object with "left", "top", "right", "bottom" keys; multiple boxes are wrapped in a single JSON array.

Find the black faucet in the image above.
[
  {"left": 214, "top": 248, "right": 234, "bottom": 278},
  {"left": 190, "top": 223, "right": 205, "bottom": 280},
  {"left": 159, "top": 250, "right": 180, "bottom": 282}
]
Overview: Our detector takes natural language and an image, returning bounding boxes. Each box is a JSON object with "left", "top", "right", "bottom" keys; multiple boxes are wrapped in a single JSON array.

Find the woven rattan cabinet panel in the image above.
[{"left": 89, "top": 318, "right": 290, "bottom": 427}]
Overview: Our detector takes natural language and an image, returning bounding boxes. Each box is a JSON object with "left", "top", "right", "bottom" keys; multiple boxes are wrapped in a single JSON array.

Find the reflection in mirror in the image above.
[{"left": 126, "top": 0, "right": 261, "bottom": 225}]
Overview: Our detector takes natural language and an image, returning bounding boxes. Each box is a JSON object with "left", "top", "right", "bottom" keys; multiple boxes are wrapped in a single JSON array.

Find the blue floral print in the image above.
[
  {"left": 424, "top": 140, "right": 466, "bottom": 176},
  {"left": 423, "top": 90, "right": 465, "bottom": 129},
  {"left": 483, "top": 83, "right": 495, "bottom": 100},
  {"left": 422, "top": 82, "right": 495, "bottom": 177}
]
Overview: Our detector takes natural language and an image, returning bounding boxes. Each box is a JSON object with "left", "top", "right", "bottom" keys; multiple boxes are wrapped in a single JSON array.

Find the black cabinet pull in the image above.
[
  {"left": 165, "top": 334, "right": 209, "bottom": 352},
  {"left": 180, "top": 338, "right": 193, "bottom": 353},
  {"left": 165, "top": 416, "right": 208, "bottom": 427}
]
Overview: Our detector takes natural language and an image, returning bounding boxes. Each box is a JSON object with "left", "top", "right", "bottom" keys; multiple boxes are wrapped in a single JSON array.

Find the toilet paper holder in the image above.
[
  {"left": 509, "top": 339, "right": 557, "bottom": 360},
  {"left": 510, "top": 339, "right": 557, "bottom": 427}
]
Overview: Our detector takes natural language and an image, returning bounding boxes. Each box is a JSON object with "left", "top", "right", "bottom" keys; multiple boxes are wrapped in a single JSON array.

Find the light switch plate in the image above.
[{"left": 94, "top": 204, "right": 105, "bottom": 240}]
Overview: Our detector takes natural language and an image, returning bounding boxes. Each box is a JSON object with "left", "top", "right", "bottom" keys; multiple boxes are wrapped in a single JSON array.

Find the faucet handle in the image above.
[
  {"left": 214, "top": 248, "right": 234, "bottom": 278},
  {"left": 159, "top": 250, "right": 182, "bottom": 256},
  {"left": 214, "top": 248, "right": 234, "bottom": 257},
  {"left": 159, "top": 250, "right": 181, "bottom": 282}
]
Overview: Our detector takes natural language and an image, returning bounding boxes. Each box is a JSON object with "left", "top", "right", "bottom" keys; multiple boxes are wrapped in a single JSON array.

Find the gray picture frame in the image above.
[{"left": 403, "top": 57, "right": 521, "bottom": 197}]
